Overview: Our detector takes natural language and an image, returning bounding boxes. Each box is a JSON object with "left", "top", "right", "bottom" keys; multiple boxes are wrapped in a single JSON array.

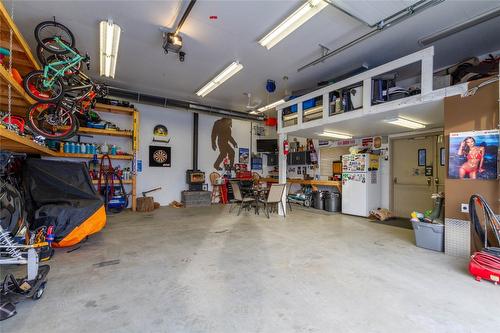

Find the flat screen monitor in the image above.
[{"left": 256, "top": 139, "right": 278, "bottom": 152}]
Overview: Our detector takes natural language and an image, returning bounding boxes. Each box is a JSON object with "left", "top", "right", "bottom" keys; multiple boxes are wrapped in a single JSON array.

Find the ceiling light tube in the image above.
[
  {"left": 196, "top": 61, "right": 243, "bottom": 97},
  {"left": 316, "top": 131, "right": 352, "bottom": 139},
  {"left": 257, "top": 99, "right": 285, "bottom": 112},
  {"left": 100, "top": 20, "right": 121, "bottom": 78},
  {"left": 259, "top": 0, "right": 328, "bottom": 49},
  {"left": 385, "top": 117, "right": 426, "bottom": 129}
]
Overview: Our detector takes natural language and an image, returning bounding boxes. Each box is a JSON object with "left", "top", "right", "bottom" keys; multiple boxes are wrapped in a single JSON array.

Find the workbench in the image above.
[{"left": 260, "top": 178, "right": 342, "bottom": 192}]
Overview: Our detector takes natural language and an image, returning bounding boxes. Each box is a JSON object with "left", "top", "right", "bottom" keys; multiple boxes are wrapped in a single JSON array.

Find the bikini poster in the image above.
[{"left": 448, "top": 130, "right": 499, "bottom": 180}]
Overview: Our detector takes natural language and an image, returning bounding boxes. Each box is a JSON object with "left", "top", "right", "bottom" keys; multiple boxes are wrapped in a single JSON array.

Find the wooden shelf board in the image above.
[
  {"left": 0, "top": 2, "right": 40, "bottom": 73},
  {"left": 52, "top": 152, "right": 134, "bottom": 160},
  {"left": 0, "top": 65, "right": 36, "bottom": 110},
  {"left": 0, "top": 127, "right": 57, "bottom": 156},
  {"left": 92, "top": 179, "right": 133, "bottom": 184},
  {"left": 94, "top": 103, "right": 136, "bottom": 115},
  {"left": 77, "top": 127, "right": 133, "bottom": 137}
]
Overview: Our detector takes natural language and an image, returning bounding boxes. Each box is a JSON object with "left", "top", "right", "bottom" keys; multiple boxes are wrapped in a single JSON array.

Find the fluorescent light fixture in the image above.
[
  {"left": 259, "top": 0, "right": 328, "bottom": 49},
  {"left": 100, "top": 20, "right": 121, "bottom": 78},
  {"left": 257, "top": 99, "right": 285, "bottom": 112},
  {"left": 385, "top": 117, "right": 426, "bottom": 129},
  {"left": 419, "top": 7, "right": 500, "bottom": 46},
  {"left": 316, "top": 131, "right": 352, "bottom": 139},
  {"left": 196, "top": 61, "right": 243, "bottom": 97}
]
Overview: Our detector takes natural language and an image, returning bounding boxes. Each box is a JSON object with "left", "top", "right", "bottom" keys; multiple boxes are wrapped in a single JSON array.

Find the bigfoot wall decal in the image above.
[{"left": 211, "top": 118, "right": 238, "bottom": 170}]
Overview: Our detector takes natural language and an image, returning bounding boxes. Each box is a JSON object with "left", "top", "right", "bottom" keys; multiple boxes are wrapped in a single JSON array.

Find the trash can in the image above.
[
  {"left": 324, "top": 192, "right": 341, "bottom": 212},
  {"left": 411, "top": 220, "right": 444, "bottom": 252},
  {"left": 313, "top": 191, "right": 327, "bottom": 210}
]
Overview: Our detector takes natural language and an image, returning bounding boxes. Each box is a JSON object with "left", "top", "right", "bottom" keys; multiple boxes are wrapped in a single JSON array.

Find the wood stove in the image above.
[{"left": 186, "top": 169, "right": 205, "bottom": 191}]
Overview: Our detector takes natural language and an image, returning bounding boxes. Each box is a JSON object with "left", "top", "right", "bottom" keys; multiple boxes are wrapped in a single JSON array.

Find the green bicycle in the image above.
[{"left": 22, "top": 20, "right": 83, "bottom": 102}]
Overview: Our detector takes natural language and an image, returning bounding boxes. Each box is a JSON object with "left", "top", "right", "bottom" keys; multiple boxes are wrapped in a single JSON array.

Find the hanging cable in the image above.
[{"left": 6, "top": 0, "right": 14, "bottom": 130}]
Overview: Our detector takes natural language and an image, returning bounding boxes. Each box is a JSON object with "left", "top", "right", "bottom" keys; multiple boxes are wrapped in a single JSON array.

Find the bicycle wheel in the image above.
[
  {"left": 36, "top": 39, "right": 81, "bottom": 74},
  {"left": 35, "top": 21, "right": 75, "bottom": 54},
  {"left": 26, "top": 102, "right": 79, "bottom": 140},
  {"left": 0, "top": 179, "right": 26, "bottom": 236},
  {"left": 23, "top": 70, "right": 65, "bottom": 102}
]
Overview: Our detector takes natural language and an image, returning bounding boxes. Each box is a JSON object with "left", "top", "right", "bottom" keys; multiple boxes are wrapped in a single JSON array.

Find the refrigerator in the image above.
[{"left": 341, "top": 154, "right": 381, "bottom": 217}]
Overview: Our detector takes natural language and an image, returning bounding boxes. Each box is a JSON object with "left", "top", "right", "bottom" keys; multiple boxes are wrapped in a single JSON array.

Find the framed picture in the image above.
[
  {"left": 251, "top": 157, "right": 262, "bottom": 170},
  {"left": 418, "top": 149, "right": 426, "bottom": 166},
  {"left": 239, "top": 148, "right": 249, "bottom": 164},
  {"left": 440, "top": 147, "right": 445, "bottom": 166},
  {"left": 448, "top": 130, "right": 499, "bottom": 180},
  {"left": 149, "top": 146, "right": 171, "bottom": 167}
]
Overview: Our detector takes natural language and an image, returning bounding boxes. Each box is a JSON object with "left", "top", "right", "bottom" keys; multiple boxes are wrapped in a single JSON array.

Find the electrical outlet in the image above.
[{"left": 461, "top": 203, "right": 469, "bottom": 213}]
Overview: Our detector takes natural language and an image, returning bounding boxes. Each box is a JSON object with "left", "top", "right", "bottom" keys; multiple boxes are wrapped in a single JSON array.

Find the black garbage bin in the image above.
[
  {"left": 313, "top": 191, "right": 327, "bottom": 210},
  {"left": 324, "top": 192, "right": 341, "bottom": 212}
]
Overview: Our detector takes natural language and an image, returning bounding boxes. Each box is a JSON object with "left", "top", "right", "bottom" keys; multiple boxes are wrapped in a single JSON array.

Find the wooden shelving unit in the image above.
[
  {"left": 53, "top": 152, "right": 134, "bottom": 160},
  {"left": 91, "top": 103, "right": 139, "bottom": 211},
  {"left": 75, "top": 127, "right": 133, "bottom": 137},
  {"left": 0, "top": 3, "right": 40, "bottom": 75},
  {"left": 0, "top": 2, "right": 39, "bottom": 116},
  {"left": 0, "top": 127, "right": 57, "bottom": 156},
  {"left": 0, "top": 3, "right": 140, "bottom": 211},
  {"left": 0, "top": 65, "right": 36, "bottom": 115},
  {"left": 93, "top": 103, "right": 136, "bottom": 115}
]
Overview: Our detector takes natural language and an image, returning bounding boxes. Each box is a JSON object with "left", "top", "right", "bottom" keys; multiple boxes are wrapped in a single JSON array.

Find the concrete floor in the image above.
[{"left": 3, "top": 206, "right": 499, "bottom": 333}]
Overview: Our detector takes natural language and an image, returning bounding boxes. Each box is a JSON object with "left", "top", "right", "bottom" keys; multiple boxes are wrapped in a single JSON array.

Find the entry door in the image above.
[{"left": 392, "top": 134, "right": 445, "bottom": 218}]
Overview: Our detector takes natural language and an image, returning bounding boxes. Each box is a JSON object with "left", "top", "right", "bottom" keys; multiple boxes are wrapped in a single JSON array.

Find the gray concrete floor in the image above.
[{"left": 3, "top": 206, "right": 499, "bottom": 333}]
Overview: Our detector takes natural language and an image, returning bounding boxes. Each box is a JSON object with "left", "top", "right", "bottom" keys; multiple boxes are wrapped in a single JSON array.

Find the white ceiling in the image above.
[{"left": 9, "top": 0, "right": 500, "bottom": 113}]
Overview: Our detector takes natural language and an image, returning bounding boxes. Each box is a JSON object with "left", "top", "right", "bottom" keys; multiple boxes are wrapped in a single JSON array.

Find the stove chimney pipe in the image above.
[{"left": 193, "top": 112, "right": 198, "bottom": 170}]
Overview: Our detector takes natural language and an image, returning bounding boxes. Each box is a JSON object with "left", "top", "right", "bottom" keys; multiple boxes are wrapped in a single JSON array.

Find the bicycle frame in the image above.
[{"left": 42, "top": 37, "right": 83, "bottom": 89}]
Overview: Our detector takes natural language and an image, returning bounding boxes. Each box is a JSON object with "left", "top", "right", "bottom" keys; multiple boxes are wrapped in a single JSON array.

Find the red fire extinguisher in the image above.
[{"left": 283, "top": 140, "right": 289, "bottom": 155}]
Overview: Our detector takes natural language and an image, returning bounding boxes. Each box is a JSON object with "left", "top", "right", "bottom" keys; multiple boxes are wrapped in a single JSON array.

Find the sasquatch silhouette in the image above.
[{"left": 211, "top": 118, "right": 238, "bottom": 170}]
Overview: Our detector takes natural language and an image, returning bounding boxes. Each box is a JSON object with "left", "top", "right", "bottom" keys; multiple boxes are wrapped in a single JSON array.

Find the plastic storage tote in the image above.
[{"left": 411, "top": 220, "right": 444, "bottom": 252}]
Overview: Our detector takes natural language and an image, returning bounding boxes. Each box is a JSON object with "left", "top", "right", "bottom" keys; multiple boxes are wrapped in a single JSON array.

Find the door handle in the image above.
[
  {"left": 434, "top": 177, "right": 439, "bottom": 185},
  {"left": 393, "top": 177, "right": 398, "bottom": 184},
  {"left": 426, "top": 177, "right": 432, "bottom": 186}
]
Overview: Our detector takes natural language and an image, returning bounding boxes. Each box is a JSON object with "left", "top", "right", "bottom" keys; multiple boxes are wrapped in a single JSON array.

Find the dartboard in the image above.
[
  {"left": 149, "top": 146, "right": 171, "bottom": 167},
  {"left": 153, "top": 149, "right": 168, "bottom": 163}
]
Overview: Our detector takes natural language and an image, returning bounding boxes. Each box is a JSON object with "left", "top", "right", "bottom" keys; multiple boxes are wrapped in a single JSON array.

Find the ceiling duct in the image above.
[
  {"left": 418, "top": 6, "right": 500, "bottom": 46},
  {"left": 106, "top": 86, "right": 264, "bottom": 121}
]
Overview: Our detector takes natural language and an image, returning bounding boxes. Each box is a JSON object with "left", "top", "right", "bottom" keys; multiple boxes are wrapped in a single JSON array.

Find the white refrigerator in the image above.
[{"left": 341, "top": 154, "right": 381, "bottom": 217}]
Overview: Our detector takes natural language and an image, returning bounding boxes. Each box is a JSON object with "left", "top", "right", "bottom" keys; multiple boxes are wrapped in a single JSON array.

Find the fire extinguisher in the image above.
[{"left": 283, "top": 140, "right": 289, "bottom": 155}]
